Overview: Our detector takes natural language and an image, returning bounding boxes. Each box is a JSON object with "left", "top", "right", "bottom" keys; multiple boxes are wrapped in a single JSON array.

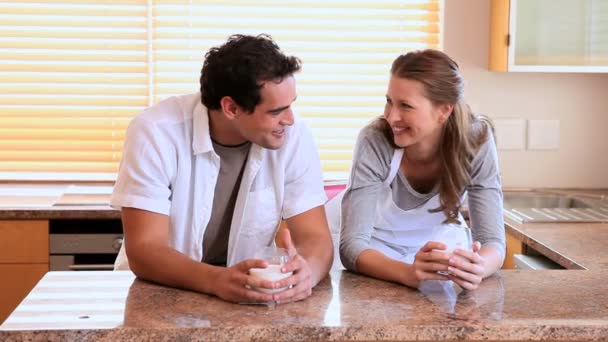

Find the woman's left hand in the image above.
[{"left": 446, "top": 241, "right": 486, "bottom": 290}]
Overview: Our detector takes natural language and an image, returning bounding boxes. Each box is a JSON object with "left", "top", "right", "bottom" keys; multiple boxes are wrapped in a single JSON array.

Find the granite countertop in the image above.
[
  {"left": 1, "top": 187, "right": 608, "bottom": 340},
  {"left": 0, "top": 185, "right": 606, "bottom": 221},
  {"left": 501, "top": 189, "right": 608, "bottom": 271},
  {"left": 1, "top": 269, "right": 607, "bottom": 341},
  {"left": 0, "top": 205, "right": 120, "bottom": 220},
  {"left": 504, "top": 218, "right": 608, "bottom": 270},
  {"left": 0, "top": 183, "right": 118, "bottom": 219}
]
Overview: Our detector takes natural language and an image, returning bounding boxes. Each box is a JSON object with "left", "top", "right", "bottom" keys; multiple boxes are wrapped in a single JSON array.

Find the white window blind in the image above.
[
  {"left": 0, "top": 0, "right": 440, "bottom": 181},
  {"left": 0, "top": 0, "right": 148, "bottom": 181}
]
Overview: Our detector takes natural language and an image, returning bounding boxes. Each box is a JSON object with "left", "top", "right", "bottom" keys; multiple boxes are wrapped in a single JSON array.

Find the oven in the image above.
[{"left": 49, "top": 219, "right": 123, "bottom": 271}]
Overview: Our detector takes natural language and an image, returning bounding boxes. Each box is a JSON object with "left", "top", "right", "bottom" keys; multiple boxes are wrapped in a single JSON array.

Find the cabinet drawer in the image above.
[
  {"left": 0, "top": 221, "right": 49, "bottom": 263},
  {"left": 0, "top": 263, "right": 48, "bottom": 324},
  {"left": 513, "top": 254, "right": 563, "bottom": 270}
]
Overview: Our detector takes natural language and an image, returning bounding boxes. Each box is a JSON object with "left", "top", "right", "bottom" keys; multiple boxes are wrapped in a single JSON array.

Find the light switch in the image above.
[
  {"left": 493, "top": 118, "right": 526, "bottom": 150},
  {"left": 527, "top": 119, "right": 560, "bottom": 150}
]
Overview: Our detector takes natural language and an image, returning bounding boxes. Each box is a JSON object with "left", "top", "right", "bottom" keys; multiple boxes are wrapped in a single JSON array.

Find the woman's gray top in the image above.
[{"left": 339, "top": 121, "right": 505, "bottom": 272}]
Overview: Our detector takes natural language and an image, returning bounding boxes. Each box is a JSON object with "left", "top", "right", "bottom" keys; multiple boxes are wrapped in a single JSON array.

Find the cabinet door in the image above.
[
  {"left": 0, "top": 220, "right": 48, "bottom": 263},
  {"left": 490, "top": 0, "right": 608, "bottom": 72},
  {"left": 0, "top": 264, "right": 48, "bottom": 324},
  {"left": 0, "top": 220, "right": 49, "bottom": 324},
  {"left": 489, "top": 0, "right": 511, "bottom": 71},
  {"left": 502, "top": 229, "right": 523, "bottom": 269}
]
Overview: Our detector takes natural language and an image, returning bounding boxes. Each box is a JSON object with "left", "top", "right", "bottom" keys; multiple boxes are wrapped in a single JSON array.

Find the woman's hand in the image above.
[
  {"left": 446, "top": 241, "right": 486, "bottom": 290},
  {"left": 412, "top": 241, "right": 452, "bottom": 284}
]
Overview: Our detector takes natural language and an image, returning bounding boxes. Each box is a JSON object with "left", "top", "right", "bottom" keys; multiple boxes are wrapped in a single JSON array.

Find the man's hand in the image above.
[
  {"left": 211, "top": 259, "right": 278, "bottom": 303},
  {"left": 270, "top": 229, "right": 314, "bottom": 304}
]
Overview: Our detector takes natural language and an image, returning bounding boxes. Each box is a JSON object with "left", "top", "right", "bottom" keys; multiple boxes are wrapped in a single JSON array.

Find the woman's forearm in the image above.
[
  {"left": 355, "top": 249, "right": 420, "bottom": 288},
  {"left": 478, "top": 245, "right": 503, "bottom": 278}
]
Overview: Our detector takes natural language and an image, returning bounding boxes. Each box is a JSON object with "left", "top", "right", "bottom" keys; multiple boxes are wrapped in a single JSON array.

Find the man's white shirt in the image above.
[{"left": 111, "top": 93, "right": 327, "bottom": 269}]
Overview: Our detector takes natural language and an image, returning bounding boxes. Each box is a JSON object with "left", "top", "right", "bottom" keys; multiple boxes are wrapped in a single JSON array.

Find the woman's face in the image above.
[{"left": 383, "top": 76, "right": 451, "bottom": 149}]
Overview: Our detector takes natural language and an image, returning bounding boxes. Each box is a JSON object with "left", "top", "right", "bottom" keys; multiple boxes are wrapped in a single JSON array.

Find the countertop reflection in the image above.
[
  {"left": 124, "top": 271, "right": 506, "bottom": 329},
  {"left": 2, "top": 269, "right": 606, "bottom": 341}
]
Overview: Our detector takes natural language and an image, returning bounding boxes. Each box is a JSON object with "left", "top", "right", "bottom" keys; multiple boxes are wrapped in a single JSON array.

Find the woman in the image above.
[{"left": 339, "top": 50, "right": 505, "bottom": 291}]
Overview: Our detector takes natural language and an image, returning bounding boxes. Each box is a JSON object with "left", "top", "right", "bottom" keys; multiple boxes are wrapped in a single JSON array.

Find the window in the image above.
[{"left": 0, "top": 0, "right": 441, "bottom": 181}]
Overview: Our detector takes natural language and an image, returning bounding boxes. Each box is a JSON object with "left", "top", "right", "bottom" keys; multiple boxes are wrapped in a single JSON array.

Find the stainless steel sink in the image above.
[
  {"left": 503, "top": 191, "right": 608, "bottom": 223},
  {"left": 503, "top": 193, "right": 594, "bottom": 209}
]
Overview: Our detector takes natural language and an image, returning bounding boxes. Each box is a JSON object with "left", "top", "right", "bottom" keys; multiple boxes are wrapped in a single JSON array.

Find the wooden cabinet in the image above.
[
  {"left": 502, "top": 229, "right": 522, "bottom": 269},
  {"left": 0, "top": 220, "right": 49, "bottom": 324},
  {"left": 489, "top": 0, "right": 608, "bottom": 72}
]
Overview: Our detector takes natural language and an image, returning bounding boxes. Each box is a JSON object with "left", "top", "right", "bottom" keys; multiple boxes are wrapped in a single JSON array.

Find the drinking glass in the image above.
[
  {"left": 249, "top": 247, "right": 292, "bottom": 294},
  {"left": 430, "top": 223, "right": 473, "bottom": 275},
  {"left": 431, "top": 223, "right": 473, "bottom": 254}
]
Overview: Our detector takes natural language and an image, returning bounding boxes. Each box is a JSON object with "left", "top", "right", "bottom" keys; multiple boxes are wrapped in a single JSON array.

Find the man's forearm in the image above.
[
  {"left": 294, "top": 237, "right": 334, "bottom": 286},
  {"left": 127, "top": 242, "right": 221, "bottom": 295}
]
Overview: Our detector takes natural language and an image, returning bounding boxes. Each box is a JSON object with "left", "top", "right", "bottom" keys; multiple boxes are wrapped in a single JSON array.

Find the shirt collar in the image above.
[
  {"left": 192, "top": 99, "right": 214, "bottom": 155},
  {"left": 192, "top": 95, "right": 266, "bottom": 162}
]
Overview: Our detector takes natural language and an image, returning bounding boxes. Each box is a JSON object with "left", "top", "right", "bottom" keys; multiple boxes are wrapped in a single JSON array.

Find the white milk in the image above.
[{"left": 249, "top": 264, "right": 293, "bottom": 294}]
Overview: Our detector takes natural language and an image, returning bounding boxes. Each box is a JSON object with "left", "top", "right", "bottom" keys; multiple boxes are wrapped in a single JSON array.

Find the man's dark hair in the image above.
[{"left": 200, "top": 34, "right": 301, "bottom": 113}]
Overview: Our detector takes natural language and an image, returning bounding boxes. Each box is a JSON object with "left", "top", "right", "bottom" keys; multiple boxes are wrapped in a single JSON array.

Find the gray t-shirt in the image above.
[
  {"left": 202, "top": 140, "right": 251, "bottom": 266},
  {"left": 339, "top": 121, "right": 505, "bottom": 271}
]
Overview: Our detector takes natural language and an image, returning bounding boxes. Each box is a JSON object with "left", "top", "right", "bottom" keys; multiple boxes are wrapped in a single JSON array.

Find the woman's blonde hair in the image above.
[{"left": 374, "top": 49, "right": 492, "bottom": 223}]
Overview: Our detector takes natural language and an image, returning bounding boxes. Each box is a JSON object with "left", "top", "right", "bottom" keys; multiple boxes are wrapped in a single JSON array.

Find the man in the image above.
[{"left": 111, "top": 34, "right": 333, "bottom": 304}]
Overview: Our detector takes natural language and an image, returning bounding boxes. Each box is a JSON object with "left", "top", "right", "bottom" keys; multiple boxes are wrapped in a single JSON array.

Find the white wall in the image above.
[{"left": 443, "top": 0, "right": 608, "bottom": 188}]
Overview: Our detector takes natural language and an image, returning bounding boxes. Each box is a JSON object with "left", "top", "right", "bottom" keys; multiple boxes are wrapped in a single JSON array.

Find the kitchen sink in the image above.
[
  {"left": 503, "top": 192, "right": 594, "bottom": 209},
  {"left": 503, "top": 191, "right": 608, "bottom": 223}
]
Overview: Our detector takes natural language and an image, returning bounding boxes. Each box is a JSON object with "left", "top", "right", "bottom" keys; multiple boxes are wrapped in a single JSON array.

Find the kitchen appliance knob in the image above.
[{"left": 113, "top": 238, "right": 123, "bottom": 251}]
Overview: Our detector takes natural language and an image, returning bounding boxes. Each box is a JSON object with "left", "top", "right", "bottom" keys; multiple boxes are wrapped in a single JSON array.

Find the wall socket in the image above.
[
  {"left": 493, "top": 118, "right": 526, "bottom": 150},
  {"left": 527, "top": 119, "right": 560, "bottom": 150}
]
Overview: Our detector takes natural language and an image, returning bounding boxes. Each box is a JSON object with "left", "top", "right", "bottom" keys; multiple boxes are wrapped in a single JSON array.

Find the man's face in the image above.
[{"left": 234, "top": 76, "right": 297, "bottom": 150}]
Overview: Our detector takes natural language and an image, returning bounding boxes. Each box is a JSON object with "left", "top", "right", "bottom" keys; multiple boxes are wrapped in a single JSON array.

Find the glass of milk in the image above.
[
  {"left": 249, "top": 247, "right": 293, "bottom": 294},
  {"left": 431, "top": 223, "right": 473, "bottom": 275},
  {"left": 431, "top": 223, "right": 473, "bottom": 254}
]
